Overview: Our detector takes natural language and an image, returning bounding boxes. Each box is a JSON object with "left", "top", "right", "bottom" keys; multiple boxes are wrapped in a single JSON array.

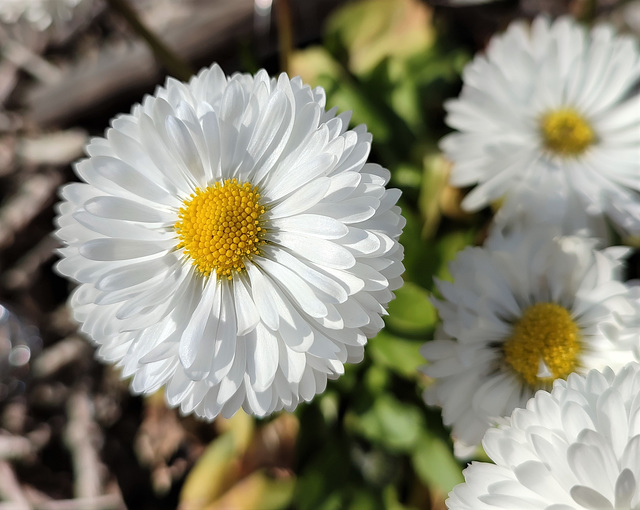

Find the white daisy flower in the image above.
[
  {"left": 0, "top": 0, "right": 94, "bottom": 31},
  {"left": 441, "top": 16, "right": 640, "bottom": 237},
  {"left": 55, "top": 64, "right": 405, "bottom": 420},
  {"left": 447, "top": 362, "right": 640, "bottom": 510},
  {"left": 421, "top": 227, "right": 640, "bottom": 455}
]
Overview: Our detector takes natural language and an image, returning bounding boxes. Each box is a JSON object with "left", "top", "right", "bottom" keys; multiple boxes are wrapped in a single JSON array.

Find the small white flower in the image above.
[
  {"left": 447, "top": 362, "right": 640, "bottom": 510},
  {"left": 55, "top": 64, "right": 405, "bottom": 420},
  {"left": 0, "top": 0, "right": 93, "bottom": 31},
  {"left": 442, "top": 16, "right": 640, "bottom": 237},
  {"left": 421, "top": 227, "right": 640, "bottom": 455}
]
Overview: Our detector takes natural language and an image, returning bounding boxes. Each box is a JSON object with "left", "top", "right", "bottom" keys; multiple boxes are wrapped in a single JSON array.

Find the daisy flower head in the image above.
[
  {"left": 441, "top": 16, "right": 640, "bottom": 236},
  {"left": 55, "top": 64, "right": 405, "bottom": 420},
  {"left": 421, "top": 227, "right": 640, "bottom": 456},
  {"left": 447, "top": 362, "right": 640, "bottom": 509}
]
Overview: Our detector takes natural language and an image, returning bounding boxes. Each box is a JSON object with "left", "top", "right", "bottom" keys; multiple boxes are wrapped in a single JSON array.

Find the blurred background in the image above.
[{"left": 0, "top": 0, "right": 638, "bottom": 508}]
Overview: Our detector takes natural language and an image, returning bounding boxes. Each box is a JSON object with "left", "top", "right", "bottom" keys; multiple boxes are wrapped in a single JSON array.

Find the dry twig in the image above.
[
  {"left": 16, "top": 130, "right": 87, "bottom": 166},
  {"left": 23, "top": 0, "right": 255, "bottom": 127},
  {"left": 31, "top": 337, "right": 89, "bottom": 379},
  {"left": 0, "top": 461, "right": 29, "bottom": 509},
  {"left": 64, "top": 391, "right": 103, "bottom": 503}
]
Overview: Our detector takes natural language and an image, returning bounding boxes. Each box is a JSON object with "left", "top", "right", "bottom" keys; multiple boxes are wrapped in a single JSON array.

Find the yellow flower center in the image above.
[
  {"left": 503, "top": 302, "right": 581, "bottom": 388},
  {"left": 175, "top": 179, "right": 265, "bottom": 279},
  {"left": 540, "top": 108, "right": 595, "bottom": 157}
]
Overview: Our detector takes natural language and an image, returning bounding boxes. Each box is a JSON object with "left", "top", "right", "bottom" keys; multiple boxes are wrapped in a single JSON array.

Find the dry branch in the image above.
[
  {"left": 30, "top": 494, "right": 123, "bottom": 510},
  {"left": 22, "top": 0, "right": 255, "bottom": 127},
  {"left": 64, "top": 391, "right": 103, "bottom": 502},
  {"left": 0, "top": 461, "right": 29, "bottom": 509},
  {"left": 31, "top": 336, "right": 89, "bottom": 378},
  {"left": 16, "top": 130, "right": 87, "bottom": 166},
  {"left": 0, "top": 435, "right": 31, "bottom": 460}
]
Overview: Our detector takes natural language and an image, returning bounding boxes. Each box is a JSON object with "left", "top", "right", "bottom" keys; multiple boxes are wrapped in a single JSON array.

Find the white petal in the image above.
[
  {"left": 245, "top": 262, "right": 280, "bottom": 330},
  {"left": 271, "top": 232, "right": 355, "bottom": 270},
  {"left": 96, "top": 256, "right": 175, "bottom": 291},
  {"left": 209, "top": 283, "right": 237, "bottom": 384},
  {"left": 246, "top": 325, "right": 279, "bottom": 392},
  {"left": 84, "top": 196, "right": 174, "bottom": 223},
  {"left": 232, "top": 274, "right": 260, "bottom": 335},
  {"left": 268, "top": 177, "right": 331, "bottom": 219},
  {"left": 254, "top": 256, "right": 328, "bottom": 319},
  {"left": 178, "top": 279, "right": 218, "bottom": 376},
  {"left": 165, "top": 115, "right": 206, "bottom": 185},
  {"left": 79, "top": 238, "right": 173, "bottom": 261},
  {"left": 272, "top": 214, "right": 348, "bottom": 239}
]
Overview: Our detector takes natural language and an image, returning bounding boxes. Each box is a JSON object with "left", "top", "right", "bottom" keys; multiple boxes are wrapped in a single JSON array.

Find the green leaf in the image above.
[
  {"left": 392, "top": 163, "right": 422, "bottom": 190},
  {"left": 204, "top": 471, "right": 295, "bottom": 510},
  {"left": 362, "top": 59, "right": 426, "bottom": 136},
  {"left": 346, "top": 394, "right": 425, "bottom": 452},
  {"left": 399, "top": 204, "right": 439, "bottom": 289},
  {"left": 435, "top": 229, "right": 476, "bottom": 282},
  {"left": 293, "top": 437, "right": 354, "bottom": 510},
  {"left": 364, "top": 364, "right": 390, "bottom": 393},
  {"left": 385, "top": 281, "right": 437, "bottom": 335},
  {"left": 383, "top": 486, "right": 412, "bottom": 510},
  {"left": 368, "top": 330, "right": 424, "bottom": 379},
  {"left": 325, "top": 0, "right": 435, "bottom": 76},
  {"left": 345, "top": 489, "right": 385, "bottom": 510},
  {"left": 179, "top": 412, "right": 255, "bottom": 508},
  {"left": 179, "top": 434, "right": 237, "bottom": 508},
  {"left": 412, "top": 431, "right": 464, "bottom": 495}
]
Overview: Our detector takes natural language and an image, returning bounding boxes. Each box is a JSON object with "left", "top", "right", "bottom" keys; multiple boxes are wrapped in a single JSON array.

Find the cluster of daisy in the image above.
[
  {"left": 52, "top": 6, "right": 640, "bottom": 508},
  {"left": 421, "top": 15, "right": 640, "bottom": 508}
]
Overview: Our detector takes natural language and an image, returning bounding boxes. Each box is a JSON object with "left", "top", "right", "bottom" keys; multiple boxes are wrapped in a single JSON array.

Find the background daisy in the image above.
[
  {"left": 55, "top": 64, "right": 405, "bottom": 420},
  {"left": 448, "top": 363, "right": 640, "bottom": 509},
  {"left": 421, "top": 227, "right": 640, "bottom": 455},
  {"left": 441, "top": 15, "right": 640, "bottom": 237}
]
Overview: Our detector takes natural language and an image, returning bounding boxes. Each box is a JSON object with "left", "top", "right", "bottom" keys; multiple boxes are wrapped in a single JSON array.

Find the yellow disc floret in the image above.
[
  {"left": 503, "top": 302, "right": 581, "bottom": 388},
  {"left": 540, "top": 108, "right": 596, "bottom": 157},
  {"left": 175, "top": 179, "right": 265, "bottom": 279}
]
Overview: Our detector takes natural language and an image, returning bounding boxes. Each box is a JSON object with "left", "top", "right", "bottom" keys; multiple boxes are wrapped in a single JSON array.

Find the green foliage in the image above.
[
  {"left": 412, "top": 432, "right": 465, "bottom": 495},
  {"left": 368, "top": 331, "right": 424, "bottom": 380},
  {"left": 291, "top": 0, "right": 469, "bottom": 170},
  {"left": 346, "top": 393, "right": 425, "bottom": 452},
  {"left": 385, "top": 281, "right": 437, "bottom": 336}
]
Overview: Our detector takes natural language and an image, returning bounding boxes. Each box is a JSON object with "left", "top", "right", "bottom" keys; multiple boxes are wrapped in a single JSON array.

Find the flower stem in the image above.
[
  {"left": 275, "top": 0, "right": 294, "bottom": 74},
  {"left": 578, "top": 0, "right": 598, "bottom": 24}
]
